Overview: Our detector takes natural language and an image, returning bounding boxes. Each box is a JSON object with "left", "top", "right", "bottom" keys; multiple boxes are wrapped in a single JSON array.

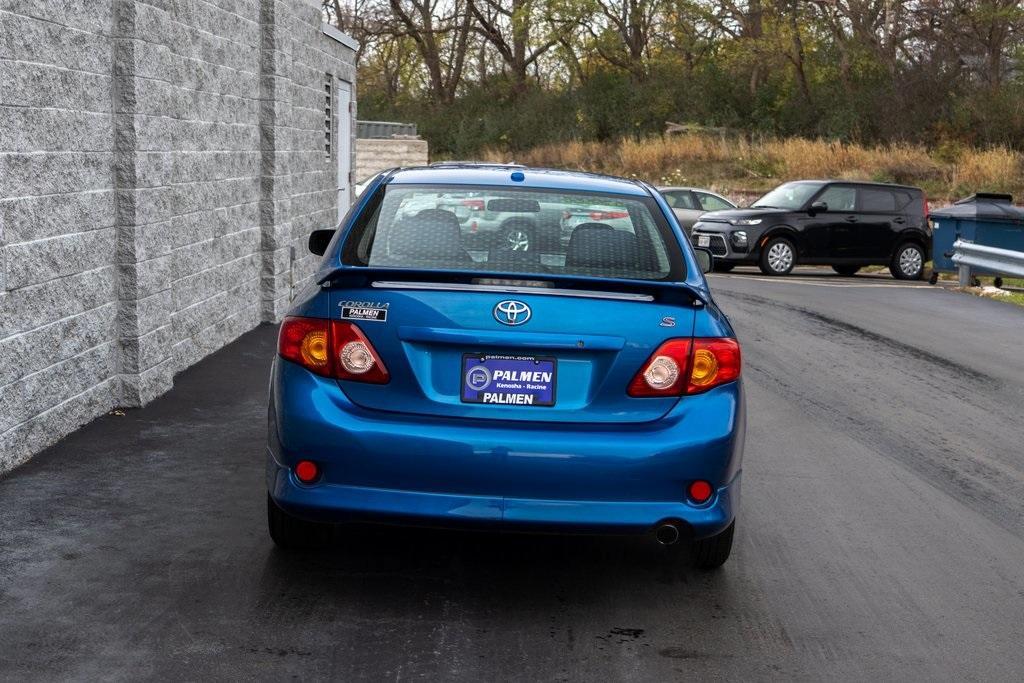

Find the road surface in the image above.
[{"left": 2, "top": 267, "right": 1023, "bottom": 680}]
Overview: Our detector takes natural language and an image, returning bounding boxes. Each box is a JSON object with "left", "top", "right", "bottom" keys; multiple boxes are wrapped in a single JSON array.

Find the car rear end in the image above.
[{"left": 267, "top": 167, "right": 745, "bottom": 564}]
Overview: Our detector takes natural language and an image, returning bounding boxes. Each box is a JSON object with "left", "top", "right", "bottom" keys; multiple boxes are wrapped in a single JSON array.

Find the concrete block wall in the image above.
[
  {"left": 0, "top": 2, "right": 121, "bottom": 473},
  {"left": 355, "top": 137, "right": 429, "bottom": 184},
  {"left": 259, "top": 2, "right": 357, "bottom": 321},
  {"left": 0, "top": 0, "right": 357, "bottom": 473}
]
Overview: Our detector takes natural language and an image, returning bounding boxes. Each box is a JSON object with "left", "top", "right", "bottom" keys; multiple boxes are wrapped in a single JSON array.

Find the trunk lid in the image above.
[{"left": 327, "top": 273, "right": 698, "bottom": 424}]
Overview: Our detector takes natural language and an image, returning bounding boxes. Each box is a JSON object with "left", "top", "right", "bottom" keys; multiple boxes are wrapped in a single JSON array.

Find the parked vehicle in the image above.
[
  {"left": 269, "top": 164, "right": 745, "bottom": 569},
  {"left": 560, "top": 203, "right": 635, "bottom": 243},
  {"left": 690, "top": 180, "right": 931, "bottom": 278},
  {"left": 441, "top": 192, "right": 567, "bottom": 251},
  {"left": 387, "top": 188, "right": 562, "bottom": 251},
  {"left": 657, "top": 186, "right": 737, "bottom": 235}
]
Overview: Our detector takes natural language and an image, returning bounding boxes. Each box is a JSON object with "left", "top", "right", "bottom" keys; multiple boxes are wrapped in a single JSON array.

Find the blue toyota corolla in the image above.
[{"left": 266, "top": 164, "right": 745, "bottom": 568}]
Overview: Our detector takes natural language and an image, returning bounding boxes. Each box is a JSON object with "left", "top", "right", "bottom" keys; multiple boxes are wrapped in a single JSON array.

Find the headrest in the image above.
[
  {"left": 388, "top": 209, "right": 464, "bottom": 258},
  {"left": 566, "top": 223, "right": 640, "bottom": 269}
]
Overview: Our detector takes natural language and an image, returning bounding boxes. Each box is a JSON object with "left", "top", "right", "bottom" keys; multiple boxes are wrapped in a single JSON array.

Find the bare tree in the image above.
[
  {"left": 467, "top": 0, "right": 561, "bottom": 90},
  {"left": 583, "top": 0, "right": 666, "bottom": 80},
  {"left": 386, "top": 0, "right": 475, "bottom": 103}
]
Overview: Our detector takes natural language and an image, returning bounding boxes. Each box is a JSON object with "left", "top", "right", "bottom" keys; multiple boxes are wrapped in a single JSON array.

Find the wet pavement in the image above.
[{"left": 2, "top": 270, "right": 1024, "bottom": 680}]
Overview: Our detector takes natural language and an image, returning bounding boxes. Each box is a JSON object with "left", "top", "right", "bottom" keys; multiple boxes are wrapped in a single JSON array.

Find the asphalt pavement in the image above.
[{"left": 2, "top": 267, "right": 1024, "bottom": 680}]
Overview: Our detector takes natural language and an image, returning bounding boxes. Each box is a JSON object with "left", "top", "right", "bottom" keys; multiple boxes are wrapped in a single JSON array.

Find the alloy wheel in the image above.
[
  {"left": 767, "top": 242, "right": 793, "bottom": 273},
  {"left": 506, "top": 229, "right": 530, "bottom": 251},
  {"left": 899, "top": 246, "right": 922, "bottom": 277}
]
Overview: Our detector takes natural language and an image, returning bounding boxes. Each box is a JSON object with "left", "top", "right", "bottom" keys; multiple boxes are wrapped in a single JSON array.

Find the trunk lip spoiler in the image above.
[
  {"left": 317, "top": 267, "right": 708, "bottom": 305},
  {"left": 372, "top": 280, "right": 655, "bottom": 303}
]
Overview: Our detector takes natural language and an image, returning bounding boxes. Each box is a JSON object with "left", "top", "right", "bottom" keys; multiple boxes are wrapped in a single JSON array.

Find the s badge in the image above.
[{"left": 660, "top": 316, "right": 676, "bottom": 328}]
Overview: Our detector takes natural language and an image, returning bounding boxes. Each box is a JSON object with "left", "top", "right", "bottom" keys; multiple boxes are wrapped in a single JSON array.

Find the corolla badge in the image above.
[{"left": 493, "top": 300, "right": 531, "bottom": 326}]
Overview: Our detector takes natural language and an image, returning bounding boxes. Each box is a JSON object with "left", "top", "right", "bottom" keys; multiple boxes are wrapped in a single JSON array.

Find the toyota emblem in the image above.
[{"left": 493, "top": 300, "right": 531, "bottom": 326}]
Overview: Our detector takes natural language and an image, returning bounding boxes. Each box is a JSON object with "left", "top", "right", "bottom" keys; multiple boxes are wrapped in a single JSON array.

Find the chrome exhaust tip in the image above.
[{"left": 655, "top": 523, "right": 681, "bottom": 546}]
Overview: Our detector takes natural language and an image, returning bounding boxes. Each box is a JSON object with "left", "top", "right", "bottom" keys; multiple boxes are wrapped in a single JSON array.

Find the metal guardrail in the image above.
[
  {"left": 356, "top": 120, "right": 418, "bottom": 139},
  {"left": 952, "top": 239, "right": 1024, "bottom": 286}
]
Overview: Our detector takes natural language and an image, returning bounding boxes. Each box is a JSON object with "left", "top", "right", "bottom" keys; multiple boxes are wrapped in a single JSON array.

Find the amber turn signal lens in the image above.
[
  {"left": 689, "top": 348, "right": 719, "bottom": 387},
  {"left": 685, "top": 338, "right": 741, "bottom": 395},
  {"left": 300, "top": 329, "right": 329, "bottom": 369}
]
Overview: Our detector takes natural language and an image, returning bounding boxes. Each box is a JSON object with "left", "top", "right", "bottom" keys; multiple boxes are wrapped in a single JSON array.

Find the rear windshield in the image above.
[{"left": 341, "top": 184, "right": 684, "bottom": 281}]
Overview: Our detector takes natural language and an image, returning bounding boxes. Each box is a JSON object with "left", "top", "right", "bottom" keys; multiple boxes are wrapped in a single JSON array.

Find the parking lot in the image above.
[{"left": 2, "top": 269, "right": 1024, "bottom": 680}]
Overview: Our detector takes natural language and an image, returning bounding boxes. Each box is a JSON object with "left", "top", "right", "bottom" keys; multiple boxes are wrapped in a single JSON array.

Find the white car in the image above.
[{"left": 559, "top": 204, "right": 635, "bottom": 244}]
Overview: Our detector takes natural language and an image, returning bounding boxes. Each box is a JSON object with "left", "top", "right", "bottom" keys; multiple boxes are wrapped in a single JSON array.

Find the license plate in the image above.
[
  {"left": 461, "top": 355, "right": 556, "bottom": 406},
  {"left": 697, "top": 235, "right": 710, "bottom": 247}
]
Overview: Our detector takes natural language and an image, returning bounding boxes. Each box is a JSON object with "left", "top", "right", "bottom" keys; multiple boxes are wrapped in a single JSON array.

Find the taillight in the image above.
[
  {"left": 278, "top": 317, "right": 389, "bottom": 384},
  {"left": 279, "top": 317, "right": 331, "bottom": 375},
  {"left": 331, "top": 320, "right": 389, "bottom": 383},
  {"left": 922, "top": 193, "right": 929, "bottom": 220},
  {"left": 627, "top": 339, "right": 691, "bottom": 397},
  {"left": 589, "top": 210, "right": 629, "bottom": 220},
  {"left": 628, "top": 337, "right": 741, "bottom": 397},
  {"left": 687, "top": 338, "right": 741, "bottom": 394}
]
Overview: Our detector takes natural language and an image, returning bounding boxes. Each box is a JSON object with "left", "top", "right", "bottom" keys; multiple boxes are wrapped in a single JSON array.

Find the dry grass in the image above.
[
  {"left": 480, "top": 134, "right": 1024, "bottom": 203},
  {"left": 953, "top": 148, "right": 1024, "bottom": 195}
]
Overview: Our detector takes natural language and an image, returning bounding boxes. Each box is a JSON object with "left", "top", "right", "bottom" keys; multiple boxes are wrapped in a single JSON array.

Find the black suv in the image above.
[{"left": 691, "top": 180, "right": 931, "bottom": 279}]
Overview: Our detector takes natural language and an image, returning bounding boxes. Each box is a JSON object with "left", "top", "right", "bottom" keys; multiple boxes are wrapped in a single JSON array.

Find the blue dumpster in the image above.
[{"left": 930, "top": 193, "right": 1024, "bottom": 276}]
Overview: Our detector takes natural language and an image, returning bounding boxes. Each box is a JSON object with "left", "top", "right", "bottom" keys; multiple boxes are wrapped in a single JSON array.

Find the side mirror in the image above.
[
  {"left": 308, "top": 229, "right": 335, "bottom": 256},
  {"left": 808, "top": 201, "right": 828, "bottom": 216},
  {"left": 693, "top": 247, "right": 714, "bottom": 274}
]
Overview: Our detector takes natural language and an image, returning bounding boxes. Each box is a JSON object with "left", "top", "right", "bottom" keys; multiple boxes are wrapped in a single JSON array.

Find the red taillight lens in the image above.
[
  {"left": 628, "top": 339, "right": 692, "bottom": 397},
  {"left": 278, "top": 317, "right": 389, "bottom": 384},
  {"left": 331, "top": 320, "right": 389, "bottom": 383},
  {"left": 589, "top": 210, "right": 629, "bottom": 220},
  {"left": 628, "top": 337, "right": 741, "bottom": 397}
]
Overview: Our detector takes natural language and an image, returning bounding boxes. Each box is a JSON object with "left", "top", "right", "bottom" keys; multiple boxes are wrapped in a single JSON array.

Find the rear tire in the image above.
[
  {"left": 758, "top": 237, "right": 796, "bottom": 276},
  {"left": 890, "top": 242, "right": 925, "bottom": 280},
  {"left": 832, "top": 265, "right": 861, "bottom": 276},
  {"left": 691, "top": 521, "right": 735, "bottom": 570},
  {"left": 501, "top": 223, "right": 533, "bottom": 251},
  {"left": 267, "top": 493, "right": 330, "bottom": 550}
]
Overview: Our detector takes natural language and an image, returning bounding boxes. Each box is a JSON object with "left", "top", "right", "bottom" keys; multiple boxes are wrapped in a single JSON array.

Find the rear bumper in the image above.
[
  {"left": 269, "top": 466, "right": 740, "bottom": 538},
  {"left": 267, "top": 359, "right": 745, "bottom": 538}
]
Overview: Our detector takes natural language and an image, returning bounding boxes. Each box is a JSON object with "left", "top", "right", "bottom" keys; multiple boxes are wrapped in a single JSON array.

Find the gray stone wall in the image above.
[
  {"left": 0, "top": 0, "right": 356, "bottom": 473},
  {"left": 355, "top": 137, "right": 429, "bottom": 184}
]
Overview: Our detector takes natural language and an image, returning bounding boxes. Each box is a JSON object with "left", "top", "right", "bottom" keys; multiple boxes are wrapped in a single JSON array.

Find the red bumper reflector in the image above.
[
  {"left": 688, "top": 480, "right": 713, "bottom": 504},
  {"left": 294, "top": 460, "right": 319, "bottom": 484}
]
